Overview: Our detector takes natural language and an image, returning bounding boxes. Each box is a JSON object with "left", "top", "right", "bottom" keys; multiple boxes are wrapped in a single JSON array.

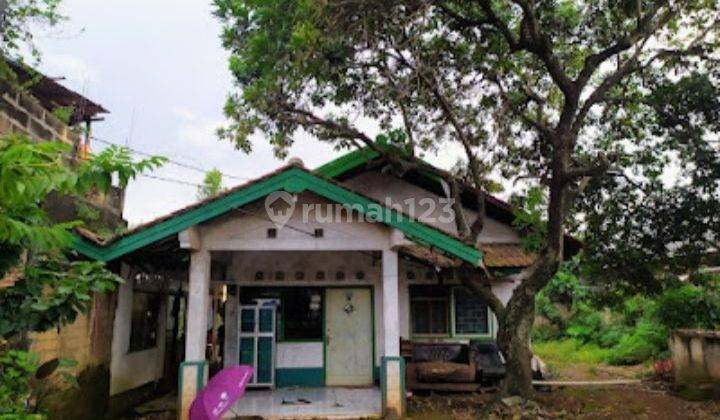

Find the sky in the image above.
[
  {"left": 33, "top": 0, "right": 466, "bottom": 226},
  {"left": 30, "top": 0, "right": 369, "bottom": 225}
]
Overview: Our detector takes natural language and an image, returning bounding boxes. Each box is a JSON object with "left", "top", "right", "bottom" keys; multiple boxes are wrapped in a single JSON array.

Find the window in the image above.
[
  {"left": 410, "top": 286, "right": 491, "bottom": 337},
  {"left": 129, "top": 292, "right": 162, "bottom": 352},
  {"left": 281, "top": 288, "right": 323, "bottom": 340},
  {"left": 240, "top": 287, "right": 323, "bottom": 341},
  {"left": 410, "top": 286, "right": 448, "bottom": 335},
  {"left": 452, "top": 287, "right": 490, "bottom": 336}
]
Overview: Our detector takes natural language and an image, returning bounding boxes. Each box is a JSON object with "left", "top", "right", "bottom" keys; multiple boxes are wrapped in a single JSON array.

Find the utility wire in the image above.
[
  {"left": 139, "top": 173, "right": 204, "bottom": 188},
  {"left": 90, "top": 135, "right": 253, "bottom": 181}
]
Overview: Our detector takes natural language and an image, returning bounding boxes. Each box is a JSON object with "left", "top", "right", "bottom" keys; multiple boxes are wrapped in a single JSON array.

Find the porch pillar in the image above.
[
  {"left": 381, "top": 249, "right": 405, "bottom": 418},
  {"left": 178, "top": 250, "right": 211, "bottom": 420}
]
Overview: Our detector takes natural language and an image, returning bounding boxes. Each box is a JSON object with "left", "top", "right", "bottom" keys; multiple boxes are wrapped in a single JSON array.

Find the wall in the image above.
[
  {"left": 109, "top": 265, "right": 167, "bottom": 396},
  {"left": 670, "top": 329, "right": 720, "bottom": 386},
  {"left": 28, "top": 292, "right": 115, "bottom": 419},
  {"left": 0, "top": 79, "right": 79, "bottom": 144},
  {"left": 342, "top": 171, "right": 521, "bottom": 243}
]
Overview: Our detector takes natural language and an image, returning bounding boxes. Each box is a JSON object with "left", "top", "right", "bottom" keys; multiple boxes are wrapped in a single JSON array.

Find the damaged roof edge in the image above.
[{"left": 71, "top": 167, "right": 482, "bottom": 265}]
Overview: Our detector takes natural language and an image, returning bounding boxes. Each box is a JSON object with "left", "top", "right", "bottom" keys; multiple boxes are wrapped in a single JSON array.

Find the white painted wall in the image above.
[
  {"left": 342, "top": 171, "right": 520, "bottom": 243},
  {"left": 202, "top": 193, "right": 393, "bottom": 252},
  {"left": 276, "top": 342, "right": 324, "bottom": 368},
  {"left": 110, "top": 265, "right": 167, "bottom": 395}
]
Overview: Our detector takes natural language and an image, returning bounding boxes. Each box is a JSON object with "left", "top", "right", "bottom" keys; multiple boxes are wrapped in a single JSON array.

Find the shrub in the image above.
[
  {"left": 606, "top": 319, "right": 668, "bottom": 365},
  {"left": 654, "top": 284, "right": 720, "bottom": 330},
  {"left": 566, "top": 303, "right": 605, "bottom": 343},
  {"left": 598, "top": 323, "right": 631, "bottom": 348}
]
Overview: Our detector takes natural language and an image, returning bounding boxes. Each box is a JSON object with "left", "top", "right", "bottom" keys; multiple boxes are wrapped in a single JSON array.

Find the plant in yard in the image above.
[
  {"left": 0, "top": 134, "right": 165, "bottom": 415},
  {"left": 214, "top": 0, "right": 719, "bottom": 397}
]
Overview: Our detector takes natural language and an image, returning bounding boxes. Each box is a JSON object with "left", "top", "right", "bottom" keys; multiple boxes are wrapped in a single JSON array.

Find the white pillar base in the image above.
[
  {"left": 178, "top": 361, "right": 208, "bottom": 420},
  {"left": 381, "top": 356, "right": 406, "bottom": 418}
]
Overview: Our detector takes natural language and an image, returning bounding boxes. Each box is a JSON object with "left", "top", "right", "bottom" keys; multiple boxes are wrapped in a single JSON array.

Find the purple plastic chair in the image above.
[{"left": 189, "top": 365, "right": 254, "bottom": 420}]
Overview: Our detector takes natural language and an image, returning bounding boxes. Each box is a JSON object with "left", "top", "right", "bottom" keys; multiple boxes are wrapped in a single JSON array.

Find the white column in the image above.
[
  {"left": 382, "top": 249, "right": 400, "bottom": 357},
  {"left": 223, "top": 286, "right": 239, "bottom": 367},
  {"left": 185, "top": 250, "right": 211, "bottom": 360},
  {"left": 179, "top": 249, "right": 211, "bottom": 420},
  {"left": 381, "top": 249, "right": 404, "bottom": 418}
]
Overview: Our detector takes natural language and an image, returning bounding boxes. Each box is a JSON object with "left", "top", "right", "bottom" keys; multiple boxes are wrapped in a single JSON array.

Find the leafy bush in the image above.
[
  {"left": 606, "top": 320, "right": 668, "bottom": 365},
  {"left": 566, "top": 303, "right": 605, "bottom": 343},
  {"left": 654, "top": 284, "right": 720, "bottom": 330},
  {"left": 598, "top": 323, "right": 631, "bottom": 348}
]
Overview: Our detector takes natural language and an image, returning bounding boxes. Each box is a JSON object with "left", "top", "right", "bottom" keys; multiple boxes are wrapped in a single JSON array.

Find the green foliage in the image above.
[
  {"left": 50, "top": 106, "right": 74, "bottom": 125},
  {"left": 654, "top": 284, "right": 720, "bottom": 330},
  {"left": 0, "top": 256, "right": 120, "bottom": 338},
  {"left": 511, "top": 187, "right": 547, "bottom": 252},
  {"left": 197, "top": 168, "right": 224, "bottom": 199},
  {"left": 532, "top": 339, "right": 609, "bottom": 366},
  {"left": 535, "top": 275, "right": 720, "bottom": 366},
  {"left": 606, "top": 320, "right": 668, "bottom": 365},
  {"left": 0, "top": 135, "right": 165, "bottom": 251},
  {"left": 0, "top": 0, "right": 65, "bottom": 82},
  {"left": 0, "top": 349, "right": 38, "bottom": 415},
  {"left": 0, "top": 134, "right": 164, "bottom": 415},
  {"left": 565, "top": 303, "right": 605, "bottom": 344}
]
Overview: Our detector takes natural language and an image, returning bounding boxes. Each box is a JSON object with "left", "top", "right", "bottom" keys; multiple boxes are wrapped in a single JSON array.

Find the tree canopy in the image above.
[{"left": 214, "top": 0, "right": 719, "bottom": 396}]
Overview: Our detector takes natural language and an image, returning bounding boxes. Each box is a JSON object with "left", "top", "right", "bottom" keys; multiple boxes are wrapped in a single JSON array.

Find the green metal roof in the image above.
[{"left": 72, "top": 165, "right": 481, "bottom": 265}]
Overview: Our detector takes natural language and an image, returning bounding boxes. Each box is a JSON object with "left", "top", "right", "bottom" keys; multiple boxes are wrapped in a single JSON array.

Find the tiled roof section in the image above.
[{"left": 481, "top": 243, "right": 535, "bottom": 268}]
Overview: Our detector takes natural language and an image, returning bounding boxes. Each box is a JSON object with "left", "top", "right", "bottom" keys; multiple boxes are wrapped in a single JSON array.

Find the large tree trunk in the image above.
[
  {"left": 496, "top": 290, "right": 536, "bottom": 397},
  {"left": 495, "top": 250, "right": 563, "bottom": 398}
]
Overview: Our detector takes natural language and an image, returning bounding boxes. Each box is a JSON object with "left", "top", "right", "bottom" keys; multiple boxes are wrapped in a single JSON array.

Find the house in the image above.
[{"left": 72, "top": 146, "right": 579, "bottom": 419}]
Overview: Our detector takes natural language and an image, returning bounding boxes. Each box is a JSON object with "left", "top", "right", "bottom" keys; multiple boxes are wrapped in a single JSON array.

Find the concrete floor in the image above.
[{"left": 225, "top": 387, "right": 382, "bottom": 419}]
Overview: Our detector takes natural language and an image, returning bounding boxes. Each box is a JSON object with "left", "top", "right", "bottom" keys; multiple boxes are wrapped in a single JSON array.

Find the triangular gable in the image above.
[{"left": 72, "top": 166, "right": 481, "bottom": 265}]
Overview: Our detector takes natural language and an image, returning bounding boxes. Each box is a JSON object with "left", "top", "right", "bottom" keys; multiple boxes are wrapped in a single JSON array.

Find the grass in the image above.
[{"left": 533, "top": 338, "right": 610, "bottom": 365}]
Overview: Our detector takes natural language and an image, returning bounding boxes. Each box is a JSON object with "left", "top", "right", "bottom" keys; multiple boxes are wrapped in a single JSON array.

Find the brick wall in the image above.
[
  {"left": 0, "top": 79, "right": 81, "bottom": 145},
  {"left": 29, "top": 293, "right": 116, "bottom": 370}
]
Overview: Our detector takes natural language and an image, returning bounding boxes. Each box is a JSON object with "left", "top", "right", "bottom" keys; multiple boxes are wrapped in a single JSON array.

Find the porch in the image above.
[{"left": 227, "top": 387, "right": 381, "bottom": 419}]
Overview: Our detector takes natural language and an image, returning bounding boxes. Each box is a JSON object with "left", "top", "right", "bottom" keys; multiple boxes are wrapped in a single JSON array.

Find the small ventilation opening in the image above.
[
  {"left": 314, "top": 228, "right": 324, "bottom": 238},
  {"left": 267, "top": 228, "right": 277, "bottom": 238}
]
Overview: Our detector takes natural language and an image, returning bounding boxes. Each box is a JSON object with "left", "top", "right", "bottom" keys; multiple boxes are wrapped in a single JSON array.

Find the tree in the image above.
[
  {"left": 214, "top": 0, "right": 720, "bottom": 397},
  {"left": 0, "top": 0, "right": 64, "bottom": 80},
  {"left": 197, "top": 168, "right": 224, "bottom": 199},
  {"left": 0, "top": 134, "right": 165, "bottom": 414}
]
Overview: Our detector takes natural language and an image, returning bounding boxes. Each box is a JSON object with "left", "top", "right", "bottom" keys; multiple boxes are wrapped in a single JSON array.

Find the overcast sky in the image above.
[{"left": 33, "top": 0, "right": 463, "bottom": 225}]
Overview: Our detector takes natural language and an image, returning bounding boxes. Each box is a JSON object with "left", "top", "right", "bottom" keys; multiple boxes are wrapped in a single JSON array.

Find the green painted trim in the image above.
[
  {"left": 315, "top": 147, "right": 381, "bottom": 179},
  {"left": 450, "top": 286, "right": 493, "bottom": 339},
  {"left": 275, "top": 368, "right": 324, "bottom": 388},
  {"left": 178, "top": 360, "right": 208, "bottom": 398},
  {"left": 72, "top": 167, "right": 481, "bottom": 265},
  {"left": 380, "top": 356, "right": 406, "bottom": 416}
]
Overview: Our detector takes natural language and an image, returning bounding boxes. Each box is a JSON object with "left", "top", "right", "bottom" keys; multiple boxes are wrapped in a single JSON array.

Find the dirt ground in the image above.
[{"left": 407, "top": 382, "right": 720, "bottom": 419}]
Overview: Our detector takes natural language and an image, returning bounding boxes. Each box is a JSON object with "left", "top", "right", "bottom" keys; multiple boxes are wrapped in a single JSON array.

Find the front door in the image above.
[{"left": 325, "top": 288, "right": 373, "bottom": 386}]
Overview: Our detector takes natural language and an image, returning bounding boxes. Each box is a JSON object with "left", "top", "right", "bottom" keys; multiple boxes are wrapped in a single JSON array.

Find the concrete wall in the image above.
[
  {"left": 670, "top": 329, "right": 720, "bottom": 385},
  {"left": 109, "top": 265, "right": 168, "bottom": 395}
]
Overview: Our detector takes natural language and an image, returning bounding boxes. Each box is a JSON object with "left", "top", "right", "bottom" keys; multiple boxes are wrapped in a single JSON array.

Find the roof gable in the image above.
[{"left": 72, "top": 165, "right": 481, "bottom": 265}]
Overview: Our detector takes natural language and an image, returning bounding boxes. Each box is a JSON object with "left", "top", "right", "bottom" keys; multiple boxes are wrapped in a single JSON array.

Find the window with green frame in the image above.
[
  {"left": 410, "top": 285, "right": 491, "bottom": 337},
  {"left": 451, "top": 287, "right": 490, "bottom": 336}
]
